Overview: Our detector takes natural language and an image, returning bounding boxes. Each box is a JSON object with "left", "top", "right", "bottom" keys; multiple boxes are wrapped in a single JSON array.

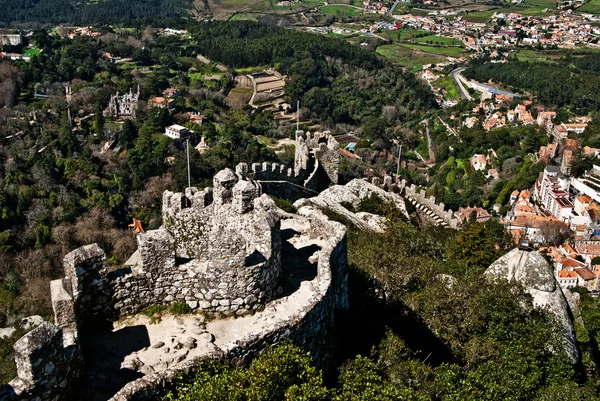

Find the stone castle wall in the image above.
[
  {"left": 242, "top": 130, "right": 340, "bottom": 202},
  {"left": 108, "top": 206, "right": 348, "bottom": 401},
  {"left": 403, "top": 183, "right": 459, "bottom": 228},
  {"left": 110, "top": 169, "right": 282, "bottom": 318},
  {"left": 0, "top": 320, "right": 81, "bottom": 401}
]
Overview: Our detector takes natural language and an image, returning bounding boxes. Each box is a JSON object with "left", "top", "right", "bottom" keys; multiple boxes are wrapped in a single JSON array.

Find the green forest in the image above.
[
  {"left": 0, "top": 0, "right": 192, "bottom": 27},
  {"left": 464, "top": 53, "right": 600, "bottom": 112}
]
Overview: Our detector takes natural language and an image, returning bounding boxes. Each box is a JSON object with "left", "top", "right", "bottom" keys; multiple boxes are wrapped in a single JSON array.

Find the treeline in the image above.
[
  {"left": 190, "top": 21, "right": 437, "bottom": 128},
  {"left": 464, "top": 54, "right": 600, "bottom": 112},
  {"left": 0, "top": 0, "right": 191, "bottom": 27}
]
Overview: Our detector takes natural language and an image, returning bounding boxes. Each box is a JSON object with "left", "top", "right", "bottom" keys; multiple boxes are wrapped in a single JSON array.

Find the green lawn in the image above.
[
  {"left": 461, "top": 1, "right": 556, "bottom": 21},
  {"left": 234, "top": 65, "right": 270, "bottom": 73},
  {"left": 432, "top": 76, "right": 460, "bottom": 100},
  {"left": 321, "top": 4, "right": 361, "bottom": 16},
  {"left": 376, "top": 44, "right": 445, "bottom": 70},
  {"left": 22, "top": 48, "right": 41, "bottom": 56},
  {"left": 578, "top": 0, "right": 600, "bottom": 14},
  {"left": 414, "top": 35, "right": 463, "bottom": 46},
  {"left": 460, "top": 9, "right": 496, "bottom": 22},
  {"left": 404, "top": 44, "right": 467, "bottom": 57},
  {"left": 188, "top": 72, "right": 204, "bottom": 80}
]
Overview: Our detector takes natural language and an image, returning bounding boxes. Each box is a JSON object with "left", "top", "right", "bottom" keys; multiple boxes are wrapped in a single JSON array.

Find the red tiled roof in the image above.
[{"left": 575, "top": 267, "right": 596, "bottom": 281}]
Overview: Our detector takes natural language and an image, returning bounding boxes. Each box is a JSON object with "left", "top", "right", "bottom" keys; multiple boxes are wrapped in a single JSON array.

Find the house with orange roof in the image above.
[
  {"left": 563, "top": 123, "right": 587, "bottom": 134},
  {"left": 537, "top": 111, "right": 556, "bottom": 127},
  {"left": 504, "top": 214, "right": 567, "bottom": 244},
  {"left": 557, "top": 270, "right": 578, "bottom": 288},
  {"left": 575, "top": 267, "right": 598, "bottom": 290},
  {"left": 558, "top": 256, "right": 587, "bottom": 270},
  {"left": 553, "top": 124, "right": 568, "bottom": 140},
  {"left": 510, "top": 189, "right": 520, "bottom": 204},
  {"left": 148, "top": 96, "right": 174, "bottom": 109},
  {"left": 561, "top": 149, "right": 573, "bottom": 176},
  {"left": 455, "top": 206, "right": 491, "bottom": 224},
  {"left": 583, "top": 146, "right": 600, "bottom": 158},
  {"left": 538, "top": 143, "right": 557, "bottom": 161},
  {"left": 471, "top": 154, "right": 487, "bottom": 171}
]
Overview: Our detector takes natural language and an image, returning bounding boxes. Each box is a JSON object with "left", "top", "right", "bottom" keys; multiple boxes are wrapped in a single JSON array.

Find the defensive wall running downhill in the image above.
[
  {"left": 0, "top": 168, "right": 349, "bottom": 401},
  {"left": 367, "top": 175, "right": 459, "bottom": 229},
  {"left": 401, "top": 182, "right": 459, "bottom": 229}
]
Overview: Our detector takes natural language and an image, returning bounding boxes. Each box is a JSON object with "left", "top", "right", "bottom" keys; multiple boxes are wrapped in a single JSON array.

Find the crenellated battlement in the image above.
[
  {"left": 238, "top": 130, "right": 340, "bottom": 201},
  {"left": 402, "top": 182, "right": 459, "bottom": 228}
]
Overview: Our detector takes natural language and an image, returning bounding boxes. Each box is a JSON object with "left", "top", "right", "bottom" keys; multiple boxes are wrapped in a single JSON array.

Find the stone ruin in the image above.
[
  {"left": 243, "top": 130, "right": 340, "bottom": 201},
  {"left": 1, "top": 168, "right": 349, "bottom": 401},
  {"left": 117, "top": 168, "right": 282, "bottom": 317}
]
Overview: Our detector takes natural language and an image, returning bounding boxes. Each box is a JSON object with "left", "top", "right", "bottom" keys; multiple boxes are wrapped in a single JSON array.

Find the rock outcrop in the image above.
[
  {"left": 294, "top": 179, "right": 408, "bottom": 232},
  {"left": 485, "top": 249, "right": 579, "bottom": 363}
]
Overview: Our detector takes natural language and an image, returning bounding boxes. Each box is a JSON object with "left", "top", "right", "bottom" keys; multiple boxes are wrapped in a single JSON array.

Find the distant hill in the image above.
[{"left": 0, "top": 0, "right": 193, "bottom": 28}]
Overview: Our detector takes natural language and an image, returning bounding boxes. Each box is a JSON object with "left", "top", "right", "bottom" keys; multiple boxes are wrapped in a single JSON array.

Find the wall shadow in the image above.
[{"left": 72, "top": 325, "right": 150, "bottom": 401}]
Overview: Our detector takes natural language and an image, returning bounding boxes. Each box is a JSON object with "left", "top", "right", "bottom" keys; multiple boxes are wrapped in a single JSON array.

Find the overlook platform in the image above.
[{"left": 74, "top": 217, "right": 327, "bottom": 401}]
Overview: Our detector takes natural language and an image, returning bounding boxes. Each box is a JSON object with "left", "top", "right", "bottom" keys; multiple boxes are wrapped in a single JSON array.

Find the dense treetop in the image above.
[{"left": 0, "top": 0, "right": 192, "bottom": 27}]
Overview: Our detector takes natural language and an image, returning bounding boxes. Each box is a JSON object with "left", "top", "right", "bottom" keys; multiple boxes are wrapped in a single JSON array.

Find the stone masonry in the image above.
[
  {"left": 239, "top": 130, "right": 340, "bottom": 201},
  {"left": 114, "top": 169, "right": 282, "bottom": 317}
]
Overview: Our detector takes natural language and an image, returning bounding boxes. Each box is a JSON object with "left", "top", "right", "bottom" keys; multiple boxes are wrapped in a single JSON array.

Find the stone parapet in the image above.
[{"left": 107, "top": 207, "right": 348, "bottom": 401}]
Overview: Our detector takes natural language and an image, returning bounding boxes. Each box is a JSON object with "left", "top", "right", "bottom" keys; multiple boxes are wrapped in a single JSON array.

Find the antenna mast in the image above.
[
  {"left": 296, "top": 100, "right": 300, "bottom": 131},
  {"left": 186, "top": 139, "right": 191, "bottom": 188}
]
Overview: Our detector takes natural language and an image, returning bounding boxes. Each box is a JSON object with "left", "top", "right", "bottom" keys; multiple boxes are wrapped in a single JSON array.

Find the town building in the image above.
[
  {"left": 455, "top": 206, "right": 491, "bottom": 224},
  {"left": 0, "top": 32, "right": 22, "bottom": 46},
  {"left": 535, "top": 166, "right": 573, "bottom": 221},
  {"left": 471, "top": 154, "right": 487, "bottom": 171},
  {"left": 165, "top": 124, "right": 194, "bottom": 140}
]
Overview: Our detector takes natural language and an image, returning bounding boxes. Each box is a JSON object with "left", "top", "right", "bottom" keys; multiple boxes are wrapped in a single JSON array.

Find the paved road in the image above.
[
  {"left": 388, "top": 0, "right": 401, "bottom": 16},
  {"left": 450, "top": 68, "right": 473, "bottom": 101}
]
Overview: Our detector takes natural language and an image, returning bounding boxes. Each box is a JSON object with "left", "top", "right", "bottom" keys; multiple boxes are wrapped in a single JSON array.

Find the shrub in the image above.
[
  {"left": 273, "top": 197, "right": 296, "bottom": 214},
  {"left": 169, "top": 301, "right": 192, "bottom": 315}
]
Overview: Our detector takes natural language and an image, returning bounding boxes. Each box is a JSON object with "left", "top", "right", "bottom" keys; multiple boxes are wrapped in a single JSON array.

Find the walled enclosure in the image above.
[{"left": 1, "top": 168, "right": 348, "bottom": 401}]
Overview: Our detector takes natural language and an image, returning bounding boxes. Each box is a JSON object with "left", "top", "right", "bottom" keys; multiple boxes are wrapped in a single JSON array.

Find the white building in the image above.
[
  {"left": 165, "top": 124, "right": 193, "bottom": 140},
  {"left": 535, "top": 166, "right": 573, "bottom": 221}
]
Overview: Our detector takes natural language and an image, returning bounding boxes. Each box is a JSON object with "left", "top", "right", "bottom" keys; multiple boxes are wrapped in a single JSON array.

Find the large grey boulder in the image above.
[
  {"left": 485, "top": 249, "right": 579, "bottom": 363},
  {"left": 294, "top": 179, "right": 408, "bottom": 232}
]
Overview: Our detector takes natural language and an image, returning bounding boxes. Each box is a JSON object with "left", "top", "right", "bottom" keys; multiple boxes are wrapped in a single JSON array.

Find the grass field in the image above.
[
  {"left": 403, "top": 44, "right": 467, "bottom": 57},
  {"left": 513, "top": 49, "right": 563, "bottom": 63},
  {"left": 376, "top": 44, "right": 446, "bottom": 70},
  {"left": 432, "top": 76, "right": 460, "bottom": 100},
  {"left": 383, "top": 28, "right": 430, "bottom": 40},
  {"left": 578, "top": 0, "right": 600, "bottom": 14},
  {"left": 460, "top": 0, "right": 556, "bottom": 22},
  {"left": 234, "top": 65, "right": 269, "bottom": 73},
  {"left": 414, "top": 35, "right": 462, "bottom": 46},
  {"left": 22, "top": 48, "right": 41, "bottom": 56},
  {"left": 321, "top": 4, "right": 361, "bottom": 16}
]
